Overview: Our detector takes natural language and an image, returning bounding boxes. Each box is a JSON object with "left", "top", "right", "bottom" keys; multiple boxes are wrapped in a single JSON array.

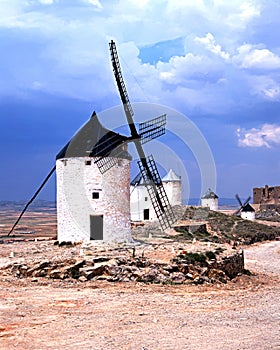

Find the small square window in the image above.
[
  {"left": 145, "top": 197, "right": 148, "bottom": 201},
  {"left": 92, "top": 192, "right": 99, "bottom": 199},
  {"left": 85, "top": 160, "right": 91, "bottom": 165}
]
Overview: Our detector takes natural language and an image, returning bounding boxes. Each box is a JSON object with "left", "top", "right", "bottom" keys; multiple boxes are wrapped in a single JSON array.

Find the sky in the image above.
[{"left": 0, "top": 0, "right": 280, "bottom": 202}]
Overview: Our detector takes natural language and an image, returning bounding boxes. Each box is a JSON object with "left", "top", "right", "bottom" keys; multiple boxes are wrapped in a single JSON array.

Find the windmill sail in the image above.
[
  {"left": 138, "top": 155, "right": 176, "bottom": 229},
  {"left": 234, "top": 194, "right": 251, "bottom": 215},
  {"left": 139, "top": 114, "right": 167, "bottom": 144},
  {"left": 109, "top": 40, "right": 176, "bottom": 230}
]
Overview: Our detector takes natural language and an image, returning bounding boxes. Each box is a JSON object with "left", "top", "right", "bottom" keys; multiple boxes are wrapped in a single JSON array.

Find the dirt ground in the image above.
[{"left": 0, "top": 239, "right": 279, "bottom": 350}]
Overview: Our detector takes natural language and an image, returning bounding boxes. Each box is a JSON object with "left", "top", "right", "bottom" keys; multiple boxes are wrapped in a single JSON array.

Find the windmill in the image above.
[
  {"left": 102, "top": 40, "right": 176, "bottom": 230},
  {"left": 234, "top": 194, "right": 255, "bottom": 217},
  {"left": 8, "top": 40, "right": 176, "bottom": 239}
]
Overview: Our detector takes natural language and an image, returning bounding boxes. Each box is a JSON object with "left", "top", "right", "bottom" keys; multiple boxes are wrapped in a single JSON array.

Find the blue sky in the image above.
[{"left": 0, "top": 0, "right": 280, "bottom": 201}]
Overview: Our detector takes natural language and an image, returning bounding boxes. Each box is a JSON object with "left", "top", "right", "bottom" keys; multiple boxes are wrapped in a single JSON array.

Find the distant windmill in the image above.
[
  {"left": 234, "top": 194, "right": 251, "bottom": 216},
  {"left": 8, "top": 40, "right": 176, "bottom": 239},
  {"left": 234, "top": 194, "right": 255, "bottom": 221}
]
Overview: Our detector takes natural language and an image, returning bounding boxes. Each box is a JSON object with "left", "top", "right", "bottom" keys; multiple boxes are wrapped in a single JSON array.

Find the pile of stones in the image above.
[{"left": 5, "top": 249, "right": 244, "bottom": 285}]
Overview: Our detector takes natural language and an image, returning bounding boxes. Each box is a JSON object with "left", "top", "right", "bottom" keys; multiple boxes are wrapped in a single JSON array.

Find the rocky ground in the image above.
[
  {"left": 1, "top": 205, "right": 280, "bottom": 349},
  {"left": 0, "top": 238, "right": 279, "bottom": 350},
  {"left": 0, "top": 239, "right": 244, "bottom": 285}
]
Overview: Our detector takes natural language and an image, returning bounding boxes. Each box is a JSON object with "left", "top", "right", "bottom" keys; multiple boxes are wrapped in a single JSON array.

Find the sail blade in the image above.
[
  {"left": 243, "top": 196, "right": 251, "bottom": 207},
  {"left": 235, "top": 194, "right": 243, "bottom": 207},
  {"left": 137, "top": 155, "right": 176, "bottom": 230},
  {"left": 94, "top": 143, "right": 128, "bottom": 174},
  {"left": 109, "top": 40, "right": 134, "bottom": 119},
  {"left": 139, "top": 114, "right": 166, "bottom": 145}
]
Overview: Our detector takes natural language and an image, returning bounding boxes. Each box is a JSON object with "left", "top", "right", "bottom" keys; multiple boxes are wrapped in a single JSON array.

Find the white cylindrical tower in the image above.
[
  {"left": 162, "top": 169, "right": 182, "bottom": 206},
  {"left": 130, "top": 173, "right": 157, "bottom": 222},
  {"left": 56, "top": 112, "right": 132, "bottom": 243},
  {"left": 201, "top": 188, "right": 219, "bottom": 211},
  {"left": 56, "top": 157, "right": 131, "bottom": 242}
]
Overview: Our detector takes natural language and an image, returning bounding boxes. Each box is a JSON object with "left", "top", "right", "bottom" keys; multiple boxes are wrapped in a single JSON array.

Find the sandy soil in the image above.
[{"left": 0, "top": 240, "right": 279, "bottom": 350}]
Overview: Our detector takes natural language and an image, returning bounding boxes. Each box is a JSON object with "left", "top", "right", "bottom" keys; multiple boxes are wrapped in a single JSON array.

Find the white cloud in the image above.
[
  {"left": 237, "top": 124, "right": 280, "bottom": 148},
  {"left": 84, "top": 0, "right": 103, "bottom": 9},
  {"left": 235, "top": 44, "right": 280, "bottom": 69},
  {"left": 195, "top": 33, "right": 230, "bottom": 60},
  {"left": 0, "top": 0, "right": 279, "bottom": 116},
  {"left": 239, "top": 1, "right": 260, "bottom": 22},
  {"left": 38, "top": 0, "right": 54, "bottom": 5},
  {"left": 227, "top": 1, "right": 260, "bottom": 28}
]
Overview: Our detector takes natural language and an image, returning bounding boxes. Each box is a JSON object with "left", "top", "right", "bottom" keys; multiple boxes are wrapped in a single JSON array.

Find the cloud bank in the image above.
[{"left": 237, "top": 124, "right": 280, "bottom": 148}]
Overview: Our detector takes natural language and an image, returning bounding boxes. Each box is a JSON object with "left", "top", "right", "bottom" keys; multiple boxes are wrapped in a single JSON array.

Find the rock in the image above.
[
  {"left": 193, "top": 276, "right": 206, "bottom": 284},
  {"left": 78, "top": 276, "right": 87, "bottom": 282},
  {"left": 72, "top": 260, "right": 86, "bottom": 269},
  {"left": 26, "top": 267, "right": 38, "bottom": 277},
  {"left": 11, "top": 263, "right": 22, "bottom": 273},
  {"left": 49, "top": 269, "right": 65, "bottom": 279},
  {"left": 66, "top": 260, "right": 86, "bottom": 279},
  {"left": 161, "top": 264, "right": 178, "bottom": 273},
  {"left": 33, "top": 269, "right": 48, "bottom": 277},
  {"left": 207, "top": 268, "right": 228, "bottom": 283},
  {"left": 92, "top": 256, "right": 111, "bottom": 264},
  {"left": 137, "top": 269, "right": 158, "bottom": 283},
  {"left": 170, "top": 272, "right": 186, "bottom": 284},
  {"left": 185, "top": 273, "right": 194, "bottom": 280},
  {"left": 79, "top": 267, "right": 100, "bottom": 280},
  {"left": 58, "top": 241, "right": 74, "bottom": 247},
  {"left": 38, "top": 261, "right": 51, "bottom": 270},
  {"left": 19, "top": 265, "right": 28, "bottom": 276},
  {"left": 178, "top": 263, "right": 189, "bottom": 274}
]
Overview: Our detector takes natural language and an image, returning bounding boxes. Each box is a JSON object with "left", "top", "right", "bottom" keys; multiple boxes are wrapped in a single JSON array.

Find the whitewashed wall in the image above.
[
  {"left": 163, "top": 181, "right": 182, "bottom": 206},
  {"left": 241, "top": 211, "right": 255, "bottom": 221},
  {"left": 130, "top": 180, "right": 182, "bottom": 222},
  {"left": 130, "top": 185, "right": 157, "bottom": 221},
  {"left": 56, "top": 157, "right": 131, "bottom": 242},
  {"left": 201, "top": 198, "right": 218, "bottom": 211}
]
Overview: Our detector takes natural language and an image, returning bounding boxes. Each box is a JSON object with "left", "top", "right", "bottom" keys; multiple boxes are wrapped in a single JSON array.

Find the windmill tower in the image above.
[
  {"left": 162, "top": 169, "right": 182, "bottom": 206},
  {"left": 8, "top": 40, "right": 176, "bottom": 241},
  {"left": 130, "top": 169, "right": 181, "bottom": 222},
  {"left": 56, "top": 112, "right": 132, "bottom": 242},
  {"left": 234, "top": 194, "right": 255, "bottom": 221},
  {"left": 130, "top": 173, "right": 155, "bottom": 222},
  {"left": 201, "top": 188, "right": 218, "bottom": 210}
]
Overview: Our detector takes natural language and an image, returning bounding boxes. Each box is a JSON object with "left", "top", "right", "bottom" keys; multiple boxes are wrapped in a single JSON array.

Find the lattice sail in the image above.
[
  {"left": 109, "top": 41, "right": 134, "bottom": 119},
  {"left": 139, "top": 114, "right": 167, "bottom": 145},
  {"left": 138, "top": 155, "right": 176, "bottom": 230},
  {"left": 94, "top": 156, "right": 120, "bottom": 174},
  {"left": 94, "top": 143, "right": 128, "bottom": 174}
]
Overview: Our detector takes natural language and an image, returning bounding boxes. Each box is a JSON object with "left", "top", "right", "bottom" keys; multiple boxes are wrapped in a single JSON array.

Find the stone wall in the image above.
[
  {"left": 253, "top": 185, "right": 280, "bottom": 208},
  {"left": 213, "top": 250, "right": 244, "bottom": 279}
]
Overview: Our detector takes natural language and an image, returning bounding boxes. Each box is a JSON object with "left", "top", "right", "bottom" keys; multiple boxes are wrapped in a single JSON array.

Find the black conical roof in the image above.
[
  {"left": 241, "top": 203, "right": 255, "bottom": 212},
  {"left": 56, "top": 111, "right": 130, "bottom": 159}
]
